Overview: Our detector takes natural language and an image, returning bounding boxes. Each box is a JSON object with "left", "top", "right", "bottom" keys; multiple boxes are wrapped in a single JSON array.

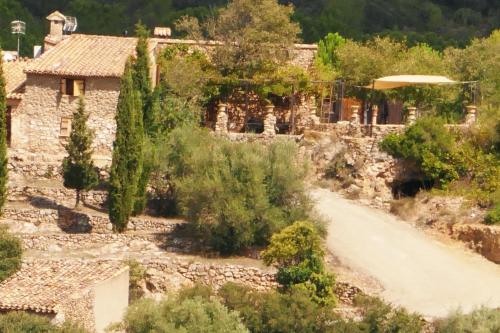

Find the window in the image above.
[
  {"left": 60, "top": 78, "right": 85, "bottom": 96},
  {"left": 60, "top": 117, "right": 72, "bottom": 137}
]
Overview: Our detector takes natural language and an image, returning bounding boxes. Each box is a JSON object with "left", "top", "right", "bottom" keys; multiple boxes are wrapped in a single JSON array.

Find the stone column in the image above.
[
  {"left": 371, "top": 105, "right": 379, "bottom": 125},
  {"left": 349, "top": 105, "right": 361, "bottom": 137},
  {"left": 215, "top": 103, "right": 228, "bottom": 134},
  {"left": 263, "top": 104, "right": 277, "bottom": 136},
  {"left": 407, "top": 107, "right": 417, "bottom": 125},
  {"left": 465, "top": 105, "right": 477, "bottom": 125},
  {"left": 309, "top": 96, "right": 320, "bottom": 126},
  {"left": 350, "top": 105, "right": 360, "bottom": 125}
]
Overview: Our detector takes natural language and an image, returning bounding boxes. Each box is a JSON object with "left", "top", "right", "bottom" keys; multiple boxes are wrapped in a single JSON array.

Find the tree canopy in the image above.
[{"left": 0, "top": 0, "right": 498, "bottom": 55}]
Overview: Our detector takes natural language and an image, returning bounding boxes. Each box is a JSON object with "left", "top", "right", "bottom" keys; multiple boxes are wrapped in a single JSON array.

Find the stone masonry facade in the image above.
[{"left": 10, "top": 74, "right": 120, "bottom": 178}]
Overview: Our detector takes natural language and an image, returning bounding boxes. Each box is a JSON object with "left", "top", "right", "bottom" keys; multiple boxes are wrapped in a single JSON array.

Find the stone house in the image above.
[
  {"left": 2, "top": 59, "right": 30, "bottom": 147},
  {"left": 4, "top": 11, "right": 317, "bottom": 178},
  {"left": 0, "top": 259, "right": 129, "bottom": 333}
]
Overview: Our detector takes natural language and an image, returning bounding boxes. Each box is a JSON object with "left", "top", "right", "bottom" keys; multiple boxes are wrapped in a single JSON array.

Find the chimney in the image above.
[{"left": 44, "top": 11, "right": 66, "bottom": 51}]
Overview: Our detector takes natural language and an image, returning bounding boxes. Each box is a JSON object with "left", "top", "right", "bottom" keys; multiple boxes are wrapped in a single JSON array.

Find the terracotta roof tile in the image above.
[
  {"left": 2, "top": 60, "right": 29, "bottom": 99},
  {"left": 0, "top": 260, "right": 128, "bottom": 313},
  {"left": 25, "top": 34, "right": 138, "bottom": 78}
]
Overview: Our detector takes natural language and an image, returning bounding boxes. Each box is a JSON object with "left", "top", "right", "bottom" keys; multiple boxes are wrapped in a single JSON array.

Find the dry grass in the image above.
[{"left": 390, "top": 197, "right": 417, "bottom": 220}]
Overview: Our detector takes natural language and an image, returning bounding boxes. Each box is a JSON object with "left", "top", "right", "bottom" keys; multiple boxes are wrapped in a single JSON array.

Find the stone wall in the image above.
[
  {"left": 10, "top": 74, "right": 120, "bottom": 178},
  {"left": 8, "top": 183, "right": 108, "bottom": 208},
  {"left": 56, "top": 289, "right": 96, "bottom": 333},
  {"left": 2, "top": 204, "right": 183, "bottom": 234},
  {"left": 19, "top": 232, "right": 193, "bottom": 254},
  {"left": 452, "top": 224, "right": 500, "bottom": 263},
  {"left": 140, "top": 257, "right": 277, "bottom": 292},
  {"left": 156, "top": 39, "right": 316, "bottom": 71}
]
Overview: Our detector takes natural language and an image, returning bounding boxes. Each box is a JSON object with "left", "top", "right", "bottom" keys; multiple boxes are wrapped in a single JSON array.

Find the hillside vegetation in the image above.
[{"left": 0, "top": 0, "right": 499, "bottom": 55}]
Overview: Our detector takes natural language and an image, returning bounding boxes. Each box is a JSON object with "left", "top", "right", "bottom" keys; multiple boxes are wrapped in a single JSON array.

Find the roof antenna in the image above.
[
  {"left": 63, "top": 16, "right": 78, "bottom": 34},
  {"left": 11, "top": 20, "right": 26, "bottom": 57}
]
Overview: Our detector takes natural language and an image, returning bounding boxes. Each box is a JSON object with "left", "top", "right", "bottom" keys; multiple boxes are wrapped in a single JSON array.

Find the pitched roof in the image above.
[
  {"left": 2, "top": 60, "right": 30, "bottom": 99},
  {"left": 0, "top": 260, "right": 128, "bottom": 313},
  {"left": 25, "top": 34, "right": 138, "bottom": 78},
  {"left": 46, "top": 10, "right": 66, "bottom": 21}
]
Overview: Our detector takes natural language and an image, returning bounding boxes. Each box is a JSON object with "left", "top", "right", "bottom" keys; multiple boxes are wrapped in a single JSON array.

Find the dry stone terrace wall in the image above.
[
  {"left": 141, "top": 258, "right": 277, "bottom": 292},
  {"left": 3, "top": 204, "right": 185, "bottom": 234},
  {"left": 8, "top": 184, "right": 108, "bottom": 208},
  {"left": 19, "top": 232, "right": 193, "bottom": 254}
]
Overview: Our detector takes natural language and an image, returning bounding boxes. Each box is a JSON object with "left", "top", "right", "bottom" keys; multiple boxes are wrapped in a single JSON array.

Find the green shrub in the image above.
[
  {"left": 126, "top": 259, "right": 145, "bottom": 302},
  {"left": 118, "top": 295, "right": 249, "bottom": 333},
  {"left": 435, "top": 307, "right": 500, "bottom": 333},
  {"left": 219, "top": 283, "right": 339, "bottom": 333},
  {"left": 0, "top": 312, "right": 88, "bottom": 333},
  {"left": 0, "top": 312, "right": 54, "bottom": 333},
  {"left": 163, "top": 127, "right": 311, "bottom": 254},
  {"left": 485, "top": 204, "right": 500, "bottom": 225},
  {"left": 380, "top": 117, "right": 467, "bottom": 187},
  {"left": 262, "top": 221, "right": 336, "bottom": 305},
  {"left": 0, "top": 227, "right": 22, "bottom": 282},
  {"left": 354, "top": 295, "right": 424, "bottom": 333}
]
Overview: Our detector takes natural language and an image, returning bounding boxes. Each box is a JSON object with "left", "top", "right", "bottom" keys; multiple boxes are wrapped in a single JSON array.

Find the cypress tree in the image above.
[
  {"left": 0, "top": 54, "right": 9, "bottom": 212},
  {"left": 109, "top": 58, "right": 144, "bottom": 232},
  {"left": 133, "top": 21, "right": 153, "bottom": 132},
  {"left": 132, "top": 22, "right": 154, "bottom": 215},
  {"left": 62, "top": 97, "right": 98, "bottom": 208}
]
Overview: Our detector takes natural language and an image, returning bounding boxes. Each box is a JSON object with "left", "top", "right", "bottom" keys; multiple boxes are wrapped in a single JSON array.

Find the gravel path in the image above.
[{"left": 312, "top": 188, "right": 500, "bottom": 318}]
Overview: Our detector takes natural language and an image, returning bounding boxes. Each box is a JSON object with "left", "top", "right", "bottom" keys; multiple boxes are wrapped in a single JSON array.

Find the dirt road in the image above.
[{"left": 311, "top": 188, "right": 500, "bottom": 318}]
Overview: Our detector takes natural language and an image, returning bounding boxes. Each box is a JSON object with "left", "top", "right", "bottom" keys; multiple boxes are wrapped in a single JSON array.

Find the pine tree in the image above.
[
  {"left": 0, "top": 54, "right": 9, "bottom": 212},
  {"left": 109, "top": 58, "right": 144, "bottom": 232},
  {"left": 62, "top": 97, "right": 98, "bottom": 208}
]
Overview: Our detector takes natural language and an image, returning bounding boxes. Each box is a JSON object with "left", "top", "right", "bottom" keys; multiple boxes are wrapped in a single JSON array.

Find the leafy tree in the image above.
[
  {"left": 380, "top": 117, "right": 466, "bottom": 187},
  {"left": 109, "top": 58, "right": 144, "bottom": 232},
  {"left": 444, "top": 30, "right": 500, "bottom": 106},
  {"left": 0, "top": 53, "right": 8, "bottom": 212},
  {"left": 61, "top": 97, "right": 98, "bottom": 208},
  {"left": 262, "top": 221, "right": 335, "bottom": 305},
  {"left": 0, "top": 226, "right": 22, "bottom": 282},
  {"left": 162, "top": 127, "right": 310, "bottom": 254},
  {"left": 176, "top": 0, "right": 301, "bottom": 81},
  {"left": 317, "top": 32, "right": 346, "bottom": 70},
  {"left": 117, "top": 296, "right": 249, "bottom": 333}
]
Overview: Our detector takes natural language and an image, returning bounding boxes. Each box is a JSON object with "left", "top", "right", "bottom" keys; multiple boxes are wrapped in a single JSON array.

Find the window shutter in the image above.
[
  {"left": 60, "top": 78, "right": 67, "bottom": 95},
  {"left": 73, "top": 80, "right": 85, "bottom": 96},
  {"left": 60, "top": 117, "right": 72, "bottom": 137}
]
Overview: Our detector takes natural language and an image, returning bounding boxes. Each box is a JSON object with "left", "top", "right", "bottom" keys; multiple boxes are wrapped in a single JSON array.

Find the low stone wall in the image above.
[
  {"left": 2, "top": 204, "right": 182, "bottom": 234},
  {"left": 3, "top": 206, "right": 58, "bottom": 225},
  {"left": 8, "top": 184, "right": 108, "bottom": 209},
  {"left": 226, "top": 132, "right": 303, "bottom": 143},
  {"left": 141, "top": 258, "right": 277, "bottom": 292},
  {"left": 58, "top": 209, "right": 184, "bottom": 234},
  {"left": 19, "top": 232, "right": 193, "bottom": 253}
]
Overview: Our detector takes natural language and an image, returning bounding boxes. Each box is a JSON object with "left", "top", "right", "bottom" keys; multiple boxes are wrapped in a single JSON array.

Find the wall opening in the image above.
[{"left": 392, "top": 179, "right": 433, "bottom": 198}]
